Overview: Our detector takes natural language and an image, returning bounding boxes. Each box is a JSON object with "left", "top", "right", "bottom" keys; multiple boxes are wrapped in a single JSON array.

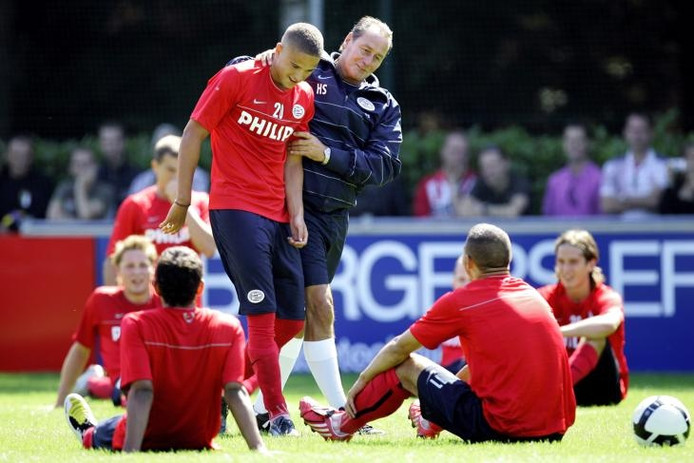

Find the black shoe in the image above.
[
  {"left": 268, "top": 414, "right": 300, "bottom": 437},
  {"left": 256, "top": 412, "right": 270, "bottom": 433}
]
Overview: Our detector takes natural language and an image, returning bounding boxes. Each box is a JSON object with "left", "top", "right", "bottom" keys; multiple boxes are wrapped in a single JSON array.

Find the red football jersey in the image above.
[
  {"left": 73, "top": 287, "right": 161, "bottom": 379},
  {"left": 106, "top": 186, "right": 210, "bottom": 257},
  {"left": 120, "top": 307, "right": 246, "bottom": 450},
  {"left": 410, "top": 275, "right": 576, "bottom": 437},
  {"left": 537, "top": 282, "right": 629, "bottom": 399},
  {"left": 191, "top": 60, "right": 315, "bottom": 222}
]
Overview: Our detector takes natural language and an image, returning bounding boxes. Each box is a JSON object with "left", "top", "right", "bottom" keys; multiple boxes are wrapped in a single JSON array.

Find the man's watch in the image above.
[{"left": 321, "top": 147, "right": 331, "bottom": 165}]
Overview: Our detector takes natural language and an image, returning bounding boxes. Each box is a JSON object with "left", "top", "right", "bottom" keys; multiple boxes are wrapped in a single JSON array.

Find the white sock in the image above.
[
  {"left": 304, "top": 339, "right": 347, "bottom": 409},
  {"left": 253, "top": 337, "right": 303, "bottom": 415}
]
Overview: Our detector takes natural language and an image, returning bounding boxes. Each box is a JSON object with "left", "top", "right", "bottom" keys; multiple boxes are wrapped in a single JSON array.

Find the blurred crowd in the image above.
[{"left": 2, "top": 112, "right": 693, "bottom": 233}]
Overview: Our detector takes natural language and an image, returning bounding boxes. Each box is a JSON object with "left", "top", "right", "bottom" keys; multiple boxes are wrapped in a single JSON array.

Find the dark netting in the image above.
[{"left": 3, "top": 0, "right": 692, "bottom": 139}]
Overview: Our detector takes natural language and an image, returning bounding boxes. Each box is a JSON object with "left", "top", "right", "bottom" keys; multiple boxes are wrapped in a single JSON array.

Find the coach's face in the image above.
[
  {"left": 271, "top": 43, "right": 319, "bottom": 90},
  {"left": 118, "top": 249, "right": 154, "bottom": 297},
  {"left": 337, "top": 28, "right": 389, "bottom": 85}
]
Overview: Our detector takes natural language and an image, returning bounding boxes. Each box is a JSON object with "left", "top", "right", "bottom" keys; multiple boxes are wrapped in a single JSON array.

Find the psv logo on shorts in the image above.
[
  {"left": 111, "top": 326, "right": 121, "bottom": 342},
  {"left": 247, "top": 290, "right": 265, "bottom": 304}
]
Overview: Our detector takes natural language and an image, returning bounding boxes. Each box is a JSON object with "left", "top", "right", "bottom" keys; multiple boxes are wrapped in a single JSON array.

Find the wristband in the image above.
[{"left": 174, "top": 200, "right": 190, "bottom": 208}]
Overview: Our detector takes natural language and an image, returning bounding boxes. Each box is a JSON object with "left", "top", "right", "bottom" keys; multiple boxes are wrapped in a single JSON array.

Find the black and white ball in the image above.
[{"left": 632, "top": 395, "right": 690, "bottom": 446}]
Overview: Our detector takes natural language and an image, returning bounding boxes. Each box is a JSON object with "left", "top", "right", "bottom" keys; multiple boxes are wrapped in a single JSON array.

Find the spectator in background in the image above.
[
  {"left": 413, "top": 131, "right": 476, "bottom": 217},
  {"left": 103, "top": 135, "right": 215, "bottom": 286},
  {"left": 459, "top": 146, "right": 530, "bottom": 217},
  {"left": 55, "top": 235, "right": 160, "bottom": 408},
  {"left": 537, "top": 229, "right": 628, "bottom": 406},
  {"left": 97, "top": 121, "right": 139, "bottom": 206},
  {"left": 47, "top": 146, "right": 114, "bottom": 220},
  {"left": 543, "top": 124, "right": 602, "bottom": 216},
  {"left": 0, "top": 135, "right": 53, "bottom": 231},
  {"left": 600, "top": 113, "right": 668, "bottom": 218},
  {"left": 659, "top": 142, "right": 694, "bottom": 214},
  {"left": 128, "top": 123, "right": 210, "bottom": 195}
]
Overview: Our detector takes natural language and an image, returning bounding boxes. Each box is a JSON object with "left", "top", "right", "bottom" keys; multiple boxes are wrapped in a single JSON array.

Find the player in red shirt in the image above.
[
  {"left": 55, "top": 235, "right": 160, "bottom": 408},
  {"left": 299, "top": 223, "right": 575, "bottom": 442},
  {"left": 537, "top": 229, "right": 628, "bottom": 405},
  {"left": 103, "top": 134, "right": 216, "bottom": 285},
  {"left": 159, "top": 23, "right": 324, "bottom": 437},
  {"left": 64, "top": 246, "right": 266, "bottom": 453}
]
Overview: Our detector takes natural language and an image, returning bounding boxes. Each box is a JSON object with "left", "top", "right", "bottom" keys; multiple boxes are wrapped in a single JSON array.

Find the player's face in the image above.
[
  {"left": 337, "top": 29, "right": 390, "bottom": 84},
  {"left": 117, "top": 249, "right": 154, "bottom": 297},
  {"left": 271, "top": 43, "right": 319, "bottom": 90},
  {"left": 152, "top": 153, "right": 178, "bottom": 190},
  {"left": 555, "top": 244, "right": 594, "bottom": 292}
]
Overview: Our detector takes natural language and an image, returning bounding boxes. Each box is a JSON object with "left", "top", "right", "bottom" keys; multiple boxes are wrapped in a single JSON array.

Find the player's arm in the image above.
[
  {"left": 184, "top": 206, "right": 216, "bottom": 257},
  {"left": 55, "top": 342, "right": 91, "bottom": 407},
  {"left": 346, "top": 329, "right": 421, "bottom": 417},
  {"left": 160, "top": 119, "right": 209, "bottom": 234},
  {"left": 224, "top": 382, "right": 267, "bottom": 452},
  {"left": 560, "top": 306, "right": 623, "bottom": 340},
  {"left": 122, "top": 379, "right": 153, "bottom": 452},
  {"left": 284, "top": 154, "right": 307, "bottom": 248},
  {"left": 102, "top": 258, "right": 118, "bottom": 286},
  {"left": 456, "top": 364, "right": 470, "bottom": 382}
]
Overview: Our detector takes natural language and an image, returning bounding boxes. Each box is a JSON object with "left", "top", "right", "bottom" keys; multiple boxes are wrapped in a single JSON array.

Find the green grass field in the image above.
[{"left": 1, "top": 372, "right": 692, "bottom": 462}]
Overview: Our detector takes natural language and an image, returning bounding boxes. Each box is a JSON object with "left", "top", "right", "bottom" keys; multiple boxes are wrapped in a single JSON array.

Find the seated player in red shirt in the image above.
[
  {"left": 299, "top": 223, "right": 576, "bottom": 442},
  {"left": 55, "top": 235, "right": 160, "bottom": 408},
  {"left": 537, "top": 229, "right": 628, "bottom": 406},
  {"left": 64, "top": 246, "right": 266, "bottom": 453}
]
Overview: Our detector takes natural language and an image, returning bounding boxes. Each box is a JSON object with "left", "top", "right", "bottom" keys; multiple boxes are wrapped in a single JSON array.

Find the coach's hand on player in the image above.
[
  {"left": 287, "top": 215, "right": 308, "bottom": 248},
  {"left": 289, "top": 132, "right": 327, "bottom": 163}
]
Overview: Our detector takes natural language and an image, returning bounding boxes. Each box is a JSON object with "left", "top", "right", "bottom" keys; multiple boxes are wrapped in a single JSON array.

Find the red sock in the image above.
[
  {"left": 340, "top": 368, "right": 411, "bottom": 434},
  {"left": 246, "top": 313, "right": 287, "bottom": 418},
  {"left": 242, "top": 318, "right": 303, "bottom": 395},
  {"left": 275, "top": 318, "right": 304, "bottom": 348},
  {"left": 569, "top": 342, "right": 599, "bottom": 385}
]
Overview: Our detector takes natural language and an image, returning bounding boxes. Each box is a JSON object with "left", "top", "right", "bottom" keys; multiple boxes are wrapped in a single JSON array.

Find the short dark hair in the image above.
[
  {"left": 282, "top": 22, "right": 324, "bottom": 57},
  {"left": 464, "top": 223, "right": 511, "bottom": 271},
  {"left": 155, "top": 246, "right": 202, "bottom": 307}
]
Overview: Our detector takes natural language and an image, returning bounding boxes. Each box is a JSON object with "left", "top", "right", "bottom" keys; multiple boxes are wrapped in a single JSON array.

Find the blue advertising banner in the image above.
[{"left": 197, "top": 219, "right": 694, "bottom": 373}]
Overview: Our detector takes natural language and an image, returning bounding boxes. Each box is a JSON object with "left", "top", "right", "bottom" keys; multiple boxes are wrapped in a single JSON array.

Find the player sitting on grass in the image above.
[
  {"left": 64, "top": 246, "right": 265, "bottom": 452},
  {"left": 300, "top": 223, "right": 576, "bottom": 442},
  {"left": 538, "top": 229, "right": 628, "bottom": 406},
  {"left": 55, "top": 235, "right": 160, "bottom": 408}
]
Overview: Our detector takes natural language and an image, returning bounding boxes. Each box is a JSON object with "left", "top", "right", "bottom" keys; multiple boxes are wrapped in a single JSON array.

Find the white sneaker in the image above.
[
  {"left": 64, "top": 393, "right": 96, "bottom": 444},
  {"left": 73, "top": 364, "right": 104, "bottom": 396}
]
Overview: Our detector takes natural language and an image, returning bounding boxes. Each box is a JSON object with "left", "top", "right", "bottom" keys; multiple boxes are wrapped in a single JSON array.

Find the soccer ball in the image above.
[{"left": 632, "top": 395, "right": 690, "bottom": 446}]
